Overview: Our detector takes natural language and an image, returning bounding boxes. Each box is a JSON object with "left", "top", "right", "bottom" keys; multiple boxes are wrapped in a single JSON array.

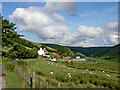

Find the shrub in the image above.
[
  {"left": 68, "top": 83, "right": 74, "bottom": 87},
  {"left": 17, "top": 60, "right": 27, "bottom": 66},
  {"left": 55, "top": 75, "right": 70, "bottom": 82},
  {"left": 89, "top": 79, "right": 93, "bottom": 83},
  {"left": 46, "top": 79, "right": 58, "bottom": 87},
  {"left": 71, "top": 77, "right": 78, "bottom": 82},
  {"left": 80, "top": 77, "right": 88, "bottom": 84},
  {"left": 36, "top": 71, "right": 45, "bottom": 76},
  {"left": 8, "top": 51, "right": 18, "bottom": 59},
  {"left": 57, "top": 46, "right": 71, "bottom": 56},
  {"left": 62, "top": 53, "right": 67, "bottom": 57},
  {"left": 2, "top": 51, "right": 7, "bottom": 57},
  {"left": 80, "top": 80, "right": 83, "bottom": 84},
  {"left": 17, "top": 60, "right": 27, "bottom": 69},
  {"left": 5, "top": 63, "right": 15, "bottom": 71}
]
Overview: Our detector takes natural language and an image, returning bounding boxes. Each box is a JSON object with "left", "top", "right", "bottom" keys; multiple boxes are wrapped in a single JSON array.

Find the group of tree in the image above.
[
  {"left": 1, "top": 15, "right": 39, "bottom": 59},
  {"left": 5, "top": 44, "right": 38, "bottom": 59},
  {"left": 17, "top": 38, "right": 39, "bottom": 49},
  {"left": 57, "top": 46, "right": 72, "bottom": 57}
]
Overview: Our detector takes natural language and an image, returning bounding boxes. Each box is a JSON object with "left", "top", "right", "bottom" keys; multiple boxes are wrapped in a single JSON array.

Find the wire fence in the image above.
[{"left": 15, "top": 63, "right": 50, "bottom": 88}]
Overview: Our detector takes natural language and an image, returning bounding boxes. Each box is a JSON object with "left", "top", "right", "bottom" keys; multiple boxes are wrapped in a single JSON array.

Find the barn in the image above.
[{"left": 50, "top": 53, "right": 61, "bottom": 61}]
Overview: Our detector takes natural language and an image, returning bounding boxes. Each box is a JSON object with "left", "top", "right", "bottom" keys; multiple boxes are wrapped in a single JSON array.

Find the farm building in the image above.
[
  {"left": 38, "top": 48, "right": 45, "bottom": 56},
  {"left": 50, "top": 53, "right": 61, "bottom": 61},
  {"left": 88, "top": 58, "right": 96, "bottom": 62},
  {"left": 38, "top": 48, "right": 49, "bottom": 56},
  {"left": 74, "top": 53, "right": 86, "bottom": 61}
]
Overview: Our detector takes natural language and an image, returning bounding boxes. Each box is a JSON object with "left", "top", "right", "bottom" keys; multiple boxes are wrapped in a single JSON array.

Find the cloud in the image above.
[
  {"left": 69, "top": 22, "right": 72, "bottom": 24},
  {"left": 77, "top": 25, "right": 103, "bottom": 38},
  {"left": 9, "top": 7, "right": 69, "bottom": 41},
  {"left": 9, "top": 6, "right": 104, "bottom": 47},
  {"left": 10, "top": 3, "right": 112, "bottom": 47},
  {"left": 53, "top": 13, "right": 64, "bottom": 23},
  {"left": 103, "top": 22, "right": 118, "bottom": 34},
  {"left": 71, "top": 13, "right": 78, "bottom": 16},
  {"left": 109, "top": 34, "right": 118, "bottom": 44},
  {"left": 64, "top": 25, "right": 103, "bottom": 46},
  {"left": 43, "top": 2, "right": 76, "bottom": 14},
  {"left": 81, "top": 14, "right": 87, "bottom": 17},
  {"left": 103, "top": 22, "right": 118, "bottom": 45},
  {"left": 0, "top": 4, "right": 1, "bottom": 9}
]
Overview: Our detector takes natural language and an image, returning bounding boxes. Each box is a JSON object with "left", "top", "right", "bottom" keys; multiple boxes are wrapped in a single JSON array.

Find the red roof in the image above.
[{"left": 51, "top": 53, "right": 61, "bottom": 59}]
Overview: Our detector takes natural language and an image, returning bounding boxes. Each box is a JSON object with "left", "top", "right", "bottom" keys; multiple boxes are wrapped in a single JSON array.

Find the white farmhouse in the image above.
[{"left": 38, "top": 48, "right": 45, "bottom": 56}]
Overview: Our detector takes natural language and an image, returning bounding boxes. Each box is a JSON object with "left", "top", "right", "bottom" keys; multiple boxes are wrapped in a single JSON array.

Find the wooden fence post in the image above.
[
  {"left": 47, "top": 82, "right": 48, "bottom": 88},
  {"left": 32, "top": 71, "right": 35, "bottom": 88},
  {"left": 25, "top": 72, "right": 27, "bottom": 84},
  {"left": 58, "top": 82, "right": 61, "bottom": 88},
  {"left": 28, "top": 72, "right": 30, "bottom": 86},
  {"left": 39, "top": 76, "right": 41, "bottom": 88},
  {"left": 23, "top": 71, "right": 25, "bottom": 80}
]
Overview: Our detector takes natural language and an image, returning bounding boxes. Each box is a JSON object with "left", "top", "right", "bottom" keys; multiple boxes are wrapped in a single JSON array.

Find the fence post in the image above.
[
  {"left": 58, "top": 82, "right": 61, "bottom": 88},
  {"left": 20, "top": 68, "right": 22, "bottom": 78},
  {"left": 28, "top": 72, "right": 30, "bottom": 86},
  {"left": 23, "top": 71, "right": 26, "bottom": 82},
  {"left": 32, "top": 71, "right": 36, "bottom": 88},
  {"left": 25, "top": 71, "right": 27, "bottom": 84},
  {"left": 47, "top": 82, "right": 48, "bottom": 88},
  {"left": 39, "top": 76, "right": 41, "bottom": 88}
]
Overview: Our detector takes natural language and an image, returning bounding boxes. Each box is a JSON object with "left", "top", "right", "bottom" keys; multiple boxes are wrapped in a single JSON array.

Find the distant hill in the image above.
[{"left": 42, "top": 43, "right": 119, "bottom": 57}]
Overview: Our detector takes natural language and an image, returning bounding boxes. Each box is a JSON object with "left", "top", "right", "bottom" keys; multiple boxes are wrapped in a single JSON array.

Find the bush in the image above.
[
  {"left": 5, "top": 63, "right": 15, "bottom": 71},
  {"left": 55, "top": 75, "right": 71, "bottom": 82},
  {"left": 2, "top": 51, "right": 7, "bottom": 56},
  {"left": 57, "top": 46, "right": 71, "bottom": 56},
  {"left": 71, "top": 77, "right": 78, "bottom": 82},
  {"left": 89, "top": 79, "right": 93, "bottom": 83},
  {"left": 17, "top": 60, "right": 27, "bottom": 66},
  {"left": 7, "top": 44, "right": 38, "bottom": 59},
  {"left": 16, "top": 60, "right": 27, "bottom": 70},
  {"left": 46, "top": 79, "right": 58, "bottom": 87},
  {"left": 8, "top": 51, "right": 18, "bottom": 59},
  {"left": 36, "top": 71, "right": 45, "bottom": 76},
  {"left": 79, "top": 77, "right": 88, "bottom": 84},
  {"left": 62, "top": 53, "right": 67, "bottom": 57}
]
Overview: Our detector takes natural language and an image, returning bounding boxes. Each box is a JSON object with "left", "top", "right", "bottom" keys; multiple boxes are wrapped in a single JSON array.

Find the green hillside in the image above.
[{"left": 42, "top": 43, "right": 119, "bottom": 57}]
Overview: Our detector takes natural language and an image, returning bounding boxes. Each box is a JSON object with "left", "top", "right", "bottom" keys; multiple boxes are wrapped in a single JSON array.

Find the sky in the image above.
[{"left": 1, "top": 2, "right": 119, "bottom": 47}]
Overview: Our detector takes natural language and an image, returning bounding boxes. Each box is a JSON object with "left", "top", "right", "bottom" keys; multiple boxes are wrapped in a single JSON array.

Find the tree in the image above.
[
  {"left": 2, "top": 17, "right": 21, "bottom": 46},
  {"left": 57, "top": 46, "right": 71, "bottom": 57},
  {"left": 91, "top": 54, "right": 94, "bottom": 58},
  {"left": 8, "top": 51, "right": 18, "bottom": 59},
  {"left": 41, "top": 45, "right": 47, "bottom": 49},
  {"left": 76, "top": 52, "right": 80, "bottom": 56},
  {"left": 62, "top": 53, "right": 67, "bottom": 57},
  {"left": 1, "top": 17, "right": 39, "bottom": 59}
]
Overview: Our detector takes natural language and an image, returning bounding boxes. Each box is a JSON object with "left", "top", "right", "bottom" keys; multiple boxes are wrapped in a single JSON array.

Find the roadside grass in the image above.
[
  {"left": 0, "top": 60, "right": 2, "bottom": 64},
  {"left": 4, "top": 67, "right": 29, "bottom": 88},
  {"left": 19, "top": 57, "right": 119, "bottom": 88},
  {"left": 2, "top": 59, "right": 30, "bottom": 88}
]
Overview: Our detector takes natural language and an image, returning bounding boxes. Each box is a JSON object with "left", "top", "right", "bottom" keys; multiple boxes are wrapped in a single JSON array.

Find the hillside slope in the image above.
[{"left": 42, "top": 43, "right": 119, "bottom": 57}]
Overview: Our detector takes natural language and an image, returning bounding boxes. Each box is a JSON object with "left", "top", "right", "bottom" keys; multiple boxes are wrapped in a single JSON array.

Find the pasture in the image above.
[{"left": 14, "top": 56, "right": 119, "bottom": 88}]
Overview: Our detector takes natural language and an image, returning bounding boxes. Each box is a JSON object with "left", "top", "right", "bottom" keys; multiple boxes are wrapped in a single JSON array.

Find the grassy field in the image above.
[
  {"left": 4, "top": 69, "right": 29, "bottom": 88},
  {"left": 2, "top": 59, "right": 29, "bottom": 88},
  {"left": 14, "top": 56, "right": 119, "bottom": 88}
]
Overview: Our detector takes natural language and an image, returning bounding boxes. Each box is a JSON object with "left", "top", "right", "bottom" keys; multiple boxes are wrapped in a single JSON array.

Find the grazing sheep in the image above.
[
  {"left": 90, "top": 72, "right": 93, "bottom": 74},
  {"left": 50, "top": 72, "right": 53, "bottom": 75},
  {"left": 68, "top": 73, "right": 71, "bottom": 77},
  {"left": 106, "top": 74, "right": 110, "bottom": 77}
]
